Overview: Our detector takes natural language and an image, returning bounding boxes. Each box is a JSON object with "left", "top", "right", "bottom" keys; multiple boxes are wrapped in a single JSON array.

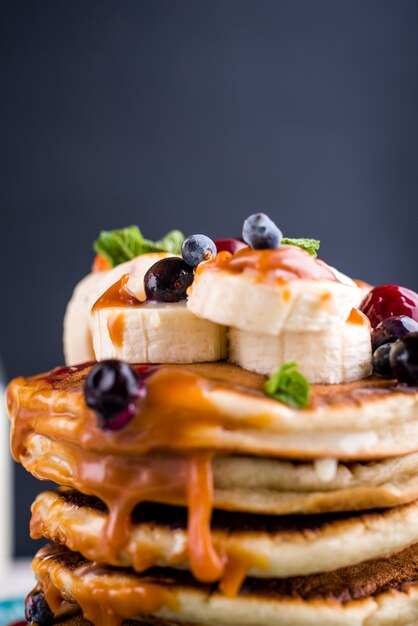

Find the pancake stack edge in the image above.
[{"left": 7, "top": 361, "right": 418, "bottom": 626}]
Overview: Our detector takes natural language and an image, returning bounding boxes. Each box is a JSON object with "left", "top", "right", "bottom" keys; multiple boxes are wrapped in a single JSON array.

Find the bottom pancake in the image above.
[
  {"left": 54, "top": 613, "right": 199, "bottom": 626},
  {"left": 32, "top": 543, "right": 418, "bottom": 626},
  {"left": 52, "top": 613, "right": 200, "bottom": 626},
  {"left": 31, "top": 489, "right": 418, "bottom": 581}
]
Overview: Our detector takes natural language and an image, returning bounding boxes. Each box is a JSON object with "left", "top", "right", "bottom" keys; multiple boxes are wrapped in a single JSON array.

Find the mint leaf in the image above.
[
  {"left": 264, "top": 362, "right": 310, "bottom": 408},
  {"left": 155, "top": 229, "right": 185, "bottom": 255},
  {"left": 94, "top": 226, "right": 185, "bottom": 267},
  {"left": 282, "top": 238, "right": 320, "bottom": 256}
]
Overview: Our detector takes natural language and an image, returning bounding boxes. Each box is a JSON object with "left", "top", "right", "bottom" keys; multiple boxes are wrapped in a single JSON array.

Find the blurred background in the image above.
[{"left": 1, "top": 0, "right": 417, "bottom": 557}]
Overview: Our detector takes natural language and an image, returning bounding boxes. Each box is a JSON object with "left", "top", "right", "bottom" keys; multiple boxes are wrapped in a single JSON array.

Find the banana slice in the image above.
[
  {"left": 63, "top": 253, "right": 173, "bottom": 365},
  {"left": 92, "top": 301, "right": 227, "bottom": 363},
  {"left": 228, "top": 309, "right": 372, "bottom": 383},
  {"left": 188, "top": 247, "right": 361, "bottom": 335}
]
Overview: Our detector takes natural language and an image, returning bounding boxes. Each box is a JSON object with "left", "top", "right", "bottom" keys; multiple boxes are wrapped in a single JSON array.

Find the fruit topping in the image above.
[
  {"left": 242, "top": 213, "right": 283, "bottom": 249},
  {"left": 84, "top": 359, "right": 146, "bottom": 430},
  {"left": 92, "top": 253, "right": 112, "bottom": 272},
  {"left": 390, "top": 334, "right": 418, "bottom": 386},
  {"left": 372, "top": 316, "right": 418, "bottom": 351},
  {"left": 360, "top": 285, "right": 418, "bottom": 328},
  {"left": 144, "top": 257, "right": 194, "bottom": 302},
  {"left": 182, "top": 234, "right": 217, "bottom": 267},
  {"left": 372, "top": 344, "right": 393, "bottom": 378},
  {"left": 135, "top": 364, "right": 159, "bottom": 378},
  {"left": 213, "top": 238, "right": 247, "bottom": 254},
  {"left": 25, "top": 590, "right": 54, "bottom": 626}
]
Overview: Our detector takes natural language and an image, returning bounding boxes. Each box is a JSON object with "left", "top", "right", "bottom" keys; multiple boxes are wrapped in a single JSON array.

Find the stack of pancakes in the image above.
[{"left": 7, "top": 359, "right": 418, "bottom": 626}]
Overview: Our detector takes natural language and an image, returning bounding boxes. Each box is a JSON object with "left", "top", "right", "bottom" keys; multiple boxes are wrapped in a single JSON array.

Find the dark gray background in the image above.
[{"left": 1, "top": 0, "right": 417, "bottom": 556}]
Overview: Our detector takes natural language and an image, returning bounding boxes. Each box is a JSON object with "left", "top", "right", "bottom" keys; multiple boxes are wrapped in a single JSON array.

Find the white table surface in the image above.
[{"left": 0, "top": 559, "right": 34, "bottom": 601}]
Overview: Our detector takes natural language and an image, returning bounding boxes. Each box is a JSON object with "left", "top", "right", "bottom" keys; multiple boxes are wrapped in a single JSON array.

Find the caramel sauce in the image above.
[
  {"left": 354, "top": 279, "right": 373, "bottom": 291},
  {"left": 34, "top": 545, "right": 178, "bottom": 626},
  {"left": 347, "top": 308, "right": 370, "bottom": 327},
  {"left": 219, "top": 546, "right": 269, "bottom": 598},
  {"left": 91, "top": 274, "right": 141, "bottom": 312},
  {"left": 107, "top": 313, "right": 125, "bottom": 348},
  {"left": 7, "top": 365, "right": 273, "bottom": 463},
  {"left": 30, "top": 493, "right": 186, "bottom": 573},
  {"left": 187, "top": 453, "right": 225, "bottom": 581},
  {"left": 26, "top": 437, "right": 218, "bottom": 583},
  {"left": 73, "top": 562, "right": 178, "bottom": 626},
  {"left": 8, "top": 363, "right": 266, "bottom": 592},
  {"left": 44, "top": 577, "right": 63, "bottom": 614},
  {"left": 195, "top": 245, "right": 342, "bottom": 284},
  {"left": 10, "top": 362, "right": 400, "bottom": 609}
]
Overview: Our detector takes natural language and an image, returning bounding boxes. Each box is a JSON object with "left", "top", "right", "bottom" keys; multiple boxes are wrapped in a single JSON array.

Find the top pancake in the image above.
[{"left": 7, "top": 361, "right": 418, "bottom": 459}]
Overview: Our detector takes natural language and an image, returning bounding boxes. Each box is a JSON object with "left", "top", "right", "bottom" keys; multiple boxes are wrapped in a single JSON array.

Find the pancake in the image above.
[
  {"left": 32, "top": 543, "right": 418, "bottom": 626},
  {"left": 32, "top": 489, "right": 418, "bottom": 580},
  {"left": 22, "top": 432, "right": 418, "bottom": 515},
  {"left": 53, "top": 612, "right": 201, "bottom": 626},
  {"left": 7, "top": 362, "right": 418, "bottom": 460}
]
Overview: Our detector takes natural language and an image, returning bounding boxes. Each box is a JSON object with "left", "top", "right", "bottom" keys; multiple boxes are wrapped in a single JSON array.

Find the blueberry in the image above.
[
  {"left": 84, "top": 360, "right": 146, "bottom": 430},
  {"left": 144, "top": 257, "right": 194, "bottom": 302},
  {"left": 372, "top": 315, "right": 418, "bottom": 351},
  {"left": 390, "top": 333, "right": 418, "bottom": 386},
  {"left": 25, "top": 590, "right": 54, "bottom": 625},
  {"left": 182, "top": 234, "right": 217, "bottom": 267},
  {"left": 372, "top": 343, "right": 394, "bottom": 378},
  {"left": 242, "top": 213, "right": 282, "bottom": 250}
]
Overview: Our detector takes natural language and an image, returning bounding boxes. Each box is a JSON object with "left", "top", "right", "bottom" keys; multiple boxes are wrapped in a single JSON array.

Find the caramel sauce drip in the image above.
[
  {"left": 196, "top": 245, "right": 342, "bottom": 284},
  {"left": 8, "top": 366, "right": 270, "bottom": 463},
  {"left": 26, "top": 437, "right": 217, "bottom": 583},
  {"left": 43, "top": 577, "right": 63, "bottom": 614},
  {"left": 92, "top": 274, "right": 141, "bottom": 312},
  {"left": 219, "top": 548, "right": 268, "bottom": 598},
  {"left": 107, "top": 313, "right": 125, "bottom": 348},
  {"left": 7, "top": 364, "right": 266, "bottom": 592},
  {"left": 347, "top": 308, "right": 370, "bottom": 327},
  {"left": 187, "top": 453, "right": 225, "bottom": 581},
  {"left": 34, "top": 545, "right": 178, "bottom": 626},
  {"left": 73, "top": 562, "right": 178, "bottom": 626},
  {"left": 30, "top": 494, "right": 183, "bottom": 573}
]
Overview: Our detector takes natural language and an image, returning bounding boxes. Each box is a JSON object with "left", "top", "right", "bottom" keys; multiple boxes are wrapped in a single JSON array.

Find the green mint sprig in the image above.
[
  {"left": 282, "top": 238, "right": 320, "bottom": 256},
  {"left": 93, "top": 226, "right": 185, "bottom": 268},
  {"left": 264, "top": 362, "right": 310, "bottom": 408}
]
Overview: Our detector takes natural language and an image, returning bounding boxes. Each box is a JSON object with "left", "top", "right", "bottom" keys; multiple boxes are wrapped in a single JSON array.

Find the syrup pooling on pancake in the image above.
[
  {"left": 31, "top": 542, "right": 418, "bottom": 626},
  {"left": 8, "top": 363, "right": 418, "bottom": 460},
  {"left": 195, "top": 245, "right": 342, "bottom": 284},
  {"left": 33, "top": 545, "right": 179, "bottom": 626},
  {"left": 8, "top": 363, "right": 264, "bottom": 588}
]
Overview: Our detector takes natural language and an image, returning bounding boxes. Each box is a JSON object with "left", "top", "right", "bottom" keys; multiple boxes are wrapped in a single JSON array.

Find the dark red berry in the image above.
[
  {"left": 360, "top": 285, "right": 418, "bottom": 328},
  {"left": 372, "top": 316, "right": 418, "bottom": 351},
  {"left": 213, "top": 238, "right": 247, "bottom": 255},
  {"left": 84, "top": 360, "right": 146, "bottom": 430},
  {"left": 144, "top": 257, "right": 194, "bottom": 302},
  {"left": 390, "top": 333, "right": 418, "bottom": 386},
  {"left": 25, "top": 590, "right": 53, "bottom": 625},
  {"left": 134, "top": 364, "right": 158, "bottom": 379}
]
